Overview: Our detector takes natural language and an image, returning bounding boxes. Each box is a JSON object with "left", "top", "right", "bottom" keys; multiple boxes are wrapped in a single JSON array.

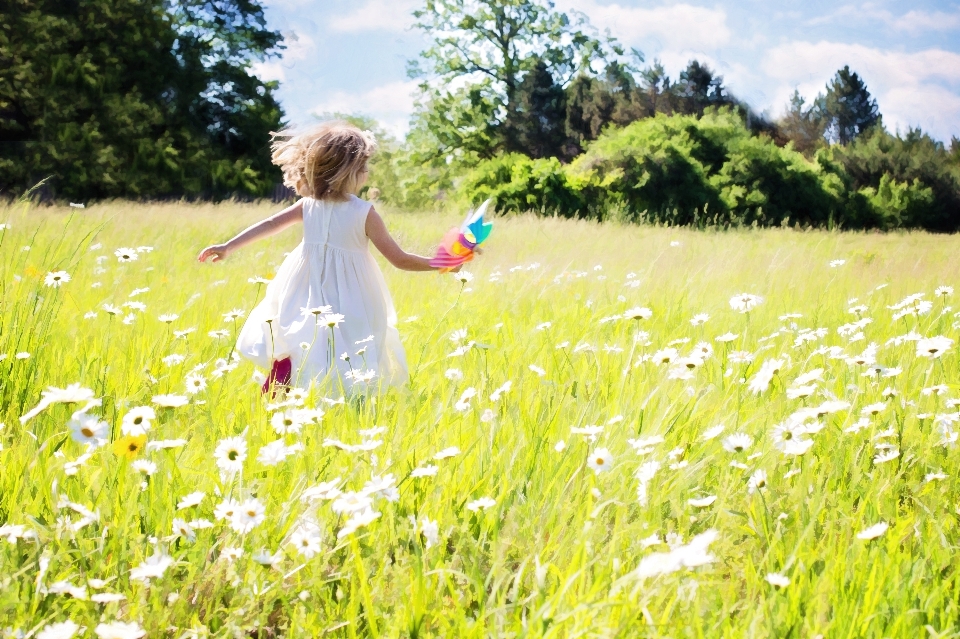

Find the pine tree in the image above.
[
  {"left": 823, "top": 65, "right": 880, "bottom": 145},
  {"left": 775, "top": 90, "right": 827, "bottom": 156},
  {"left": 675, "top": 60, "right": 731, "bottom": 116},
  {"left": 506, "top": 59, "right": 567, "bottom": 159}
]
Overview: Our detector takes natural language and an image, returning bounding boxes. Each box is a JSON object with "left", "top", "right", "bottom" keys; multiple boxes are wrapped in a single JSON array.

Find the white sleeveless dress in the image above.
[{"left": 235, "top": 195, "right": 408, "bottom": 390}]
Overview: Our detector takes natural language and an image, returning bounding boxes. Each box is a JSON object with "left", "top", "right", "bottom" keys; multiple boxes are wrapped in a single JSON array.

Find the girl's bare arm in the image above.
[
  {"left": 365, "top": 207, "right": 442, "bottom": 272},
  {"left": 198, "top": 200, "right": 304, "bottom": 262}
]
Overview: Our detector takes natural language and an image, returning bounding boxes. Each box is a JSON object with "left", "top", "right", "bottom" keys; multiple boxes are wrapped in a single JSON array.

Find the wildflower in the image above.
[
  {"left": 528, "top": 364, "right": 546, "bottom": 376},
  {"left": 290, "top": 525, "right": 323, "bottom": 558},
  {"left": 68, "top": 413, "right": 108, "bottom": 447},
  {"left": 257, "top": 439, "right": 301, "bottom": 466},
  {"left": 172, "top": 518, "right": 196, "bottom": 542},
  {"left": 215, "top": 436, "right": 247, "bottom": 474},
  {"left": 702, "top": 424, "right": 724, "bottom": 440},
  {"left": 624, "top": 307, "right": 652, "bottom": 320},
  {"left": 362, "top": 474, "right": 399, "bottom": 501},
  {"left": 728, "top": 351, "right": 754, "bottom": 363},
  {"left": 94, "top": 622, "right": 145, "bottom": 639},
  {"left": 223, "top": 309, "right": 245, "bottom": 322},
  {"left": 114, "top": 248, "right": 138, "bottom": 262},
  {"left": 554, "top": 440, "right": 566, "bottom": 452},
  {"left": 721, "top": 433, "right": 752, "bottom": 453},
  {"left": 861, "top": 402, "right": 886, "bottom": 416},
  {"left": 873, "top": 448, "right": 900, "bottom": 464},
  {"left": 37, "top": 621, "right": 81, "bottom": 639},
  {"left": 445, "top": 368, "right": 463, "bottom": 381},
  {"left": 829, "top": 259, "right": 846, "bottom": 267},
  {"left": 230, "top": 498, "right": 266, "bottom": 534},
  {"left": 786, "top": 384, "right": 816, "bottom": 399},
  {"left": 44, "top": 271, "right": 71, "bottom": 288},
  {"left": 587, "top": 447, "right": 613, "bottom": 474},
  {"left": 131, "top": 460, "right": 156, "bottom": 476},
  {"left": 748, "top": 358, "right": 783, "bottom": 395},
  {"left": 121, "top": 406, "right": 155, "bottom": 436},
  {"left": 20, "top": 383, "right": 97, "bottom": 423},
  {"left": 688, "top": 495, "right": 717, "bottom": 508},
  {"left": 177, "top": 491, "right": 204, "bottom": 510},
  {"left": 130, "top": 551, "right": 173, "bottom": 581},
  {"left": 935, "top": 286, "right": 953, "bottom": 297},
  {"left": 730, "top": 293, "right": 762, "bottom": 313},
  {"left": 146, "top": 439, "right": 187, "bottom": 451},
  {"left": 489, "top": 380, "right": 512, "bottom": 401},
  {"left": 271, "top": 410, "right": 304, "bottom": 435},
  {"left": 634, "top": 530, "right": 718, "bottom": 578},
  {"left": 856, "top": 521, "right": 889, "bottom": 540},
  {"left": 466, "top": 497, "right": 496, "bottom": 512},
  {"left": 434, "top": 446, "right": 460, "bottom": 460},
  {"left": 747, "top": 469, "right": 767, "bottom": 494},
  {"left": 765, "top": 573, "right": 790, "bottom": 588},
  {"left": 715, "top": 332, "right": 739, "bottom": 343},
  {"left": 652, "top": 348, "right": 679, "bottom": 364},
  {"left": 455, "top": 270, "right": 474, "bottom": 284},
  {"left": 410, "top": 465, "right": 439, "bottom": 478},
  {"left": 690, "top": 313, "right": 709, "bottom": 326},
  {"left": 185, "top": 372, "right": 207, "bottom": 395},
  {"left": 916, "top": 336, "right": 953, "bottom": 358},
  {"left": 413, "top": 516, "right": 440, "bottom": 548},
  {"left": 337, "top": 508, "right": 381, "bottom": 538},
  {"left": 112, "top": 435, "right": 147, "bottom": 460},
  {"left": 320, "top": 313, "right": 345, "bottom": 328},
  {"left": 152, "top": 394, "right": 188, "bottom": 408},
  {"left": 214, "top": 498, "right": 240, "bottom": 521}
]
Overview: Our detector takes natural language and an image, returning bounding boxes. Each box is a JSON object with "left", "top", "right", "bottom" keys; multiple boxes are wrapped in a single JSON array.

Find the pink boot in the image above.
[{"left": 262, "top": 357, "right": 292, "bottom": 395}]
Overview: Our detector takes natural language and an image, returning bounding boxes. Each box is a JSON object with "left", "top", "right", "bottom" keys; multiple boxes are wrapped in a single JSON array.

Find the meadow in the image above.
[{"left": 1, "top": 199, "right": 960, "bottom": 638}]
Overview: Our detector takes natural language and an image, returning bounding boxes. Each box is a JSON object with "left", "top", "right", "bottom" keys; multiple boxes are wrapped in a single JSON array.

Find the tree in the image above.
[
  {"left": 775, "top": 90, "right": 826, "bottom": 156},
  {"left": 507, "top": 59, "right": 567, "bottom": 158},
  {"left": 564, "top": 61, "right": 649, "bottom": 157},
  {"left": 409, "top": 0, "right": 617, "bottom": 158},
  {"left": 640, "top": 60, "right": 672, "bottom": 116},
  {"left": 674, "top": 60, "right": 732, "bottom": 117},
  {"left": 0, "top": 0, "right": 284, "bottom": 200},
  {"left": 822, "top": 65, "right": 880, "bottom": 145}
]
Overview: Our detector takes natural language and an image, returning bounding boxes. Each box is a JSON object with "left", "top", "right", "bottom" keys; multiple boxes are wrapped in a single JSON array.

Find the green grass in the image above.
[{"left": 2, "top": 199, "right": 960, "bottom": 638}]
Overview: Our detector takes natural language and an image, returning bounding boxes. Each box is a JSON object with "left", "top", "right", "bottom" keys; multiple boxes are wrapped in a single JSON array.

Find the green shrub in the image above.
[
  {"left": 460, "top": 153, "right": 588, "bottom": 217},
  {"left": 859, "top": 175, "right": 936, "bottom": 228},
  {"left": 457, "top": 110, "right": 960, "bottom": 232}
]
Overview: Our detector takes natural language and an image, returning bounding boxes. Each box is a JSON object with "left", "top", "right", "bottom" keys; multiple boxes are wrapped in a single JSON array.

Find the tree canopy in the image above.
[{"left": 0, "top": 0, "right": 284, "bottom": 201}]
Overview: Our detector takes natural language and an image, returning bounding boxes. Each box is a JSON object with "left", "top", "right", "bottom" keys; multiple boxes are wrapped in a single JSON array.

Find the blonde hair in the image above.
[{"left": 270, "top": 121, "right": 376, "bottom": 200}]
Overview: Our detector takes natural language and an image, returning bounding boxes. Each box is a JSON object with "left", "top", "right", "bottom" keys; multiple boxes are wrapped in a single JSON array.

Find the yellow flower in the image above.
[{"left": 113, "top": 434, "right": 147, "bottom": 460}]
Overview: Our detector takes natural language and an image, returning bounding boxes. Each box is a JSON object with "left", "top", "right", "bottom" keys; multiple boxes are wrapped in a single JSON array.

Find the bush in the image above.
[
  {"left": 459, "top": 153, "right": 589, "bottom": 217},
  {"left": 457, "top": 110, "right": 960, "bottom": 232},
  {"left": 826, "top": 128, "right": 960, "bottom": 231}
]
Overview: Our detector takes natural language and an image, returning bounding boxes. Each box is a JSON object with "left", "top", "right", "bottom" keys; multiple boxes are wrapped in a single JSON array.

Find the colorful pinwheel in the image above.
[{"left": 429, "top": 199, "right": 493, "bottom": 273}]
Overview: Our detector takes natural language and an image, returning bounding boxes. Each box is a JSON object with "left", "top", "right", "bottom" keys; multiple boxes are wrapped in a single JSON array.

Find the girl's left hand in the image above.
[{"left": 198, "top": 244, "right": 229, "bottom": 262}]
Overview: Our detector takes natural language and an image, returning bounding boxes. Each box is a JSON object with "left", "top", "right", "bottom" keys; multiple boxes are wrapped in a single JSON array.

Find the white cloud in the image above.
[
  {"left": 327, "top": 0, "right": 419, "bottom": 33},
  {"left": 249, "top": 32, "right": 315, "bottom": 84},
  {"left": 556, "top": 1, "right": 731, "bottom": 50},
  {"left": 309, "top": 80, "right": 420, "bottom": 137},
  {"left": 762, "top": 41, "right": 960, "bottom": 140},
  {"left": 807, "top": 4, "right": 960, "bottom": 34},
  {"left": 893, "top": 8, "right": 960, "bottom": 33},
  {"left": 250, "top": 60, "right": 287, "bottom": 83}
]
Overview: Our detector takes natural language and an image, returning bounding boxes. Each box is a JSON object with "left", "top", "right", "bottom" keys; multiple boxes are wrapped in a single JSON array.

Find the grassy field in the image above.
[{"left": 2, "top": 199, "right": 960, "bottom": 638}]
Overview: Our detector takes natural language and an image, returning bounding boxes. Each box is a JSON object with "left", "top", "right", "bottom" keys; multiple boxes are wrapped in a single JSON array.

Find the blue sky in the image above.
[{"left": 255, "top": 0, "right": 960, "bottom": 143}]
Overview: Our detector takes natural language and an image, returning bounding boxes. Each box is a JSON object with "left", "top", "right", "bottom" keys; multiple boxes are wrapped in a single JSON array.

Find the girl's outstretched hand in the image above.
[{"left": 198, "top": 244, "right": 229, "bottom": 263}]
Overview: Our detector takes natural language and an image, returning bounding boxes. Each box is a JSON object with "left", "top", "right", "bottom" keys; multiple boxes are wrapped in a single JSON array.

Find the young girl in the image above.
[{"left": 198, "top": 121, "right": 446, "bottom": 392}]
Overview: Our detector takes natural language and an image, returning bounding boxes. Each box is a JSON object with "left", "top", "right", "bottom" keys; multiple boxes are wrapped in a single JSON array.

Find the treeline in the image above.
[
  {"left": 0, "top": 0, "right": 283, "bottom": 201},
  {"left": 363, "top": 0, "right": 960, "bottom": 232}
]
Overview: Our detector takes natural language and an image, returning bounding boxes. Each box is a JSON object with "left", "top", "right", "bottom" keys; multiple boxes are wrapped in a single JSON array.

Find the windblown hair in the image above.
[{"left": 270, "top": 121, "right": 377, "bottom": 200}]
